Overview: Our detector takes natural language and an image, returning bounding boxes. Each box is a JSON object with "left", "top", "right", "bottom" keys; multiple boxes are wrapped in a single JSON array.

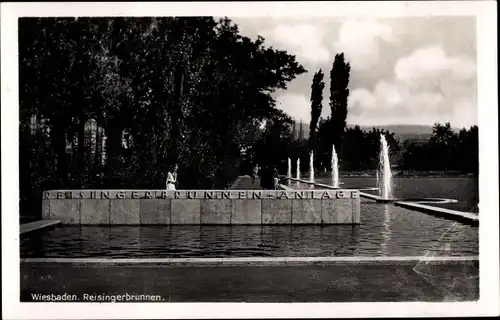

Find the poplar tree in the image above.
[
  {"left": 329, "top": 53, "right": 351, "bottom": 152},
  {"left": 309, "top": 69, "right": 325, "bottom": 149}
]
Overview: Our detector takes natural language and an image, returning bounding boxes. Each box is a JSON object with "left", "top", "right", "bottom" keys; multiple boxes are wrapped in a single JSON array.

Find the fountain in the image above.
[
  {"left": 378, "top": 134, "right": 394, "bottom": 200},
  {"left": 331, "top": 144, "right": 339, "bottom": 188},
  {"left": 296, "top": 158, "right": 301, "bottom": 180},
  {"left": 309, "top": 151, "right": 314, "bottom": 183},
  {"left": 287, "top": 158, "right": 292, "bottom": 178}
]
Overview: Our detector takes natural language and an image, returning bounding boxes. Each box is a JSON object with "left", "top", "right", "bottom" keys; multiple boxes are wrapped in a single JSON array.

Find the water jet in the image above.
[
  {"left": 331, "top": 144, "right": 339, "bottom": 188},
  {"left": 378, "top": 134, "right": 394, "bottom": 200},
  {"left": 287, "top": 158, "right": 292, "bottom": 178}
]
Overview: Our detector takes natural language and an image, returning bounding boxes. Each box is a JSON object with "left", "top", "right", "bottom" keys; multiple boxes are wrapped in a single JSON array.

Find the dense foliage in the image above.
[
  {"left": 308, "top": 69, "right": 325, "bottom": 149},
  {"left": 328, "top": 53, "right": 351, "bottom": 153},
  {"left": 19, "top": 17, "right": 306, "bottom": 220},
  {"left": 399, "top": 123, "right": 478, "bottom": 174}
]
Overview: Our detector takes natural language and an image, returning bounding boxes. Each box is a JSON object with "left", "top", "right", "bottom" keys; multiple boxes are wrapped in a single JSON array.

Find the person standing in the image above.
[
  {"left": 166, "top": 164, "right": 178, "bottom": 190},
  {"left": 272, "top": 166, "right": 279, "bottom": 190},
  {"left": 251, "top": 165, "right": 259, "bottom": 184}
]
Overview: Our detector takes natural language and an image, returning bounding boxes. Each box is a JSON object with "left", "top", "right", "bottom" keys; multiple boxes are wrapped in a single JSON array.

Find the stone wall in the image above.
[{"left": 42, "top": 190, "right": 361, "bottom": 225}]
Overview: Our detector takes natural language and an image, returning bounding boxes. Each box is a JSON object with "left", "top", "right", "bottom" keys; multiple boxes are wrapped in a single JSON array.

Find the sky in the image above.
[{"left": 230, "top": 16, "right": 478, "bottom": 128}]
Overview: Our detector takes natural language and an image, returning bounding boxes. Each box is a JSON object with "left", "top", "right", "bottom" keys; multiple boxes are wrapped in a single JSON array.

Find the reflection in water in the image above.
[
  {"left": 21, "top": 204, "right": 478, "bottom": 258},
  {"left": 380, "top": 205, "right": 392, "bottom": 256}
]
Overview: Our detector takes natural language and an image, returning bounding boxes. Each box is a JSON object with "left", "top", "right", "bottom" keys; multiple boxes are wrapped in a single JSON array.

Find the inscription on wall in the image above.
[{"left": 43, "top": 190, "right": 360, "bottom": 200}]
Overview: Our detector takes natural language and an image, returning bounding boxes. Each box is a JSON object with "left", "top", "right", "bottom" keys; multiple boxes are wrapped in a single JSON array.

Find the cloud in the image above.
[
  {"left": 228, "top": 17, "right": 477, "bottom": 128},
  {"left": 276, "top": 92, "right": 311, "bottom": 121},
  {"left": 333, "top": 19, "right": 395, "bottom": 71},
  {"left": 262, "top": 23, "right": 330, "bottom": 65},
  {"left": 348, "top": 45, "right": 477, "bottom": 127},
  {"left": 395, "top": 46, "right": 477, "bottom": 85}
]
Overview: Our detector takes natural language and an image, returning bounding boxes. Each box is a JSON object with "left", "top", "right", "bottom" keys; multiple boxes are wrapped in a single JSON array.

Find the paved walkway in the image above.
[
  {"left": 395, "top": 201, "right": 479, "bottom": 225},
  {"left": 230, "top": 175, "right": 262, "bottom": 190},
  {"left": 20, "top": 220, "right": 60, "bottom": 235},
  {"left": 21, "top": 261, "right": 478, "bottom": 302}
]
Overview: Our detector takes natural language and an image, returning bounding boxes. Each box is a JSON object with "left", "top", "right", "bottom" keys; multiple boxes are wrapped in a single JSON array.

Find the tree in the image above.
[
  {"left": 316, "top": 117, "right": 333, "bottom": 170},
  {"left": 19, "top": 16, "right": 307, "bottom": 219},
  {"left": 309, "top": 69, "right": 325, "bottom": 150},
  {"left": 329, "top": 53, "right": 351, "bottom": 152},
  {"left": 428, "top": 122, "right": 458, "bottom": 170},
  {"left": 341, "top": 126, "right": 400, "bottom": 172},
  {"left": 251, "top": 109, "right": 294, "bottom": 172},
  {"left": 399, "top": 123, "right": 477, "bottom": 174},
  {"left": 298, "top": 119, "right": 304, "bottom": 141}
]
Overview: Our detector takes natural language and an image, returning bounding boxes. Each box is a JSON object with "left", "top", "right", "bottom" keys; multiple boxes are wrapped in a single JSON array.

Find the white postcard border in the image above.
[{"left": 2, "top": 1, "right": 498, "bottom": 319}]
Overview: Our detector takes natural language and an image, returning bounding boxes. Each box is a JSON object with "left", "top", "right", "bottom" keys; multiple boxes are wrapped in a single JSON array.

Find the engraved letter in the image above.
[
  {"left": 222, "top": 191, "right": 230, "bottom": 199},
  {"left": 205, "top": 191, "right": 214, "bottom": 199},
  {"left": 101, "top": 191, "right": 110, "bottom": 199},
  {"left": 132, "top": 191, "right": 140, "bottom": 199},
  {"left": 145, "top": 191, "right": 153, "bottom": 199},
  {"left": 321, "top": 191, "right": 332, "bottom": 199},
  {"left": 57, "top": 192, "right": 64, "bottom": 199},
  {"left": 238, "top": 191, "right": 246, "bottom": 199},
  {"left": 252, "top": 191, "right": 262, "bottom": 199},
  {"left": 278, "top": 192, "right": 290, "bottom": 199},
  {"left": 117, "top": 191, "right": 125, "bottom": 199},
  {"left": 294, "top": 191, "right": 304, "bottom": 199},
  {"left": 336, "top": 191, "right": 347, "bottom": 198},
  {"left": 351, "top": 191, "right": 359, "bottom": 199},
  {"left": 43, "top": 191, "right": 50, "bottom": 200}
]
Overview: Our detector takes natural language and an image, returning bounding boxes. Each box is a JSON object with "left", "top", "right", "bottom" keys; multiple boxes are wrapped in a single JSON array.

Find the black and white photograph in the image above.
[{"left": 2, "top": 1, "right": 498, "bottom": 319}]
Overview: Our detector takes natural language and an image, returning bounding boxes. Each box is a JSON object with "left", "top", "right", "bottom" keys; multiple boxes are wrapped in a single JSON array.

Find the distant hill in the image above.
[
  {"left": 289, "top": 121, "right": 475, "bottom": 143},
  {"left": 347, "top": 124, "right": 434, "bottom": 142},
  {"left": 290, "top": 121, "right": 435, "bottom": 142},
  {"left": 348, "top": 124, "right": 433, "bottom": 135}
]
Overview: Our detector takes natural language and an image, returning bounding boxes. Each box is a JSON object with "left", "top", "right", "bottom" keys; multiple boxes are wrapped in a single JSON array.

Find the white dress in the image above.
[{"left": 166, "top": 172, "right": 177, "bottom": 190}]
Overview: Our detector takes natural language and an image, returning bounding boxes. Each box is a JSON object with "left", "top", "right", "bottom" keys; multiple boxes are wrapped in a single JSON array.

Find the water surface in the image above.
[
  {"left": 21, "top": 201, "right": 478, "bottom": 258},
  {"left": 294, "top": 176, "right": 478, "bottom": 213}
]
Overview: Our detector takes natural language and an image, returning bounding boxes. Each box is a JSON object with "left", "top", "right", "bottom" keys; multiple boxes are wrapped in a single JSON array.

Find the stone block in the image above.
[
  {"left": 110, "top": 199, "right": 141, "bottom": 224},
  {"left": 80, "top": 200, "right": 110, "bottom": 225},
  {"left": 322, "top": 199, "right": 353, "bottom": 224},
  {"left": 262, "top": 199, "right": 292, "bottom": 224},
  {"left": 140, "top": 199, "right": 171, "bottom": 225},
  {"left": 292, "top": 199, "right": 322, "bottom": 224},
  {"left": 42, "top": 200, "right": 50, "bottom": 220},
  {"left": 231, "top": 199, "right": 262, "bottom": 225},
  {"left": 171, "top": 199, "right": 201, "bottom": 224},
  {"left": 201, "top": 200, "right": 232, "bottom": 224},
  {"left": 352, "top": 198, "right": 361, "bottom": 224},
  {"left": 49, "top": 199, "right": 80, "bottom": 224}
]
